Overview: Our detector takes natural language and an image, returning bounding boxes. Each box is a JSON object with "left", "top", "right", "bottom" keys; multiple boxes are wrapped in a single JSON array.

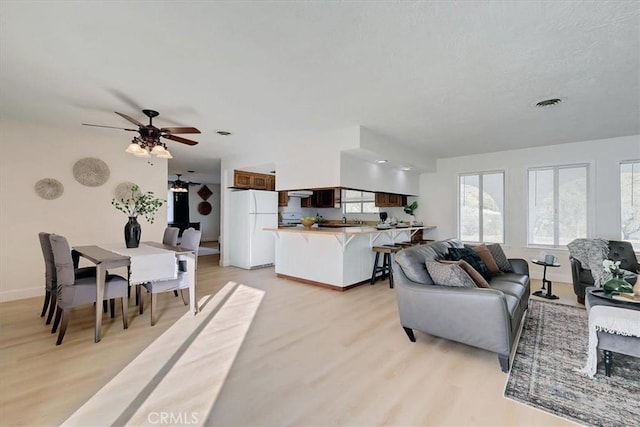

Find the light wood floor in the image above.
[{"left": 0, "top": 255, "right": 580, "bottom": 426}]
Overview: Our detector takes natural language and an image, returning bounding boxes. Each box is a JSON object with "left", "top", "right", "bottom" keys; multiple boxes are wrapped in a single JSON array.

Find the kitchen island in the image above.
[{"left": 264, "top": 225, "right": 435, "bottom": 290}]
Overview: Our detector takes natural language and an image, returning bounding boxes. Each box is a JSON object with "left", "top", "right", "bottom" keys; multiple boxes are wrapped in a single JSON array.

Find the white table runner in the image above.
[{"left": 100, "top": 243, "right": 177, "bottom": 285}]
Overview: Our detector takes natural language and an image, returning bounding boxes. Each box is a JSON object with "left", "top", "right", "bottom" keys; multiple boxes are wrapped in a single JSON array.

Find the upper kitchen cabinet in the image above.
[
  {"left": 375, "top": 193, "right": 407, "bottom": 207},
  {"left": 301, "top": 188, "right": 341, "bottom": 208},
  {"left": 233, "top": 170, "right": 276, "bottom": 191},
  {"left": 278, "top": 191, "right": 289, "bottom": 207}
]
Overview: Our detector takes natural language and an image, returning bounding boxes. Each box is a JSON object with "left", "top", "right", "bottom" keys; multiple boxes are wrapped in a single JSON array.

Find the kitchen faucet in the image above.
[{"left": 342, "top": 216, "right": 347, "bottom": 224}]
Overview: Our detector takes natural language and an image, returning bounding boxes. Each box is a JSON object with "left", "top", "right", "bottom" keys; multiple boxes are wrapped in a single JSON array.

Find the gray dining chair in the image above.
[
  {"left": 162, "top": 226, "right": 180, "bottom": 246},
  {"left": 49, "top": 233, "right": 129, "bottom": 345},
  {"left": 38, "top": 232, "right": 98, "bottom": 324},
  {"left": 139, "top": 228, "right": 201, "bottom": 326}
]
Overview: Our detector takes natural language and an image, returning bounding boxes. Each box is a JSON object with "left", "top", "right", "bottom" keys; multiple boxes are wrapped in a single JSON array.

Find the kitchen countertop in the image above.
[{"left": 269, "top": 225, "right": 436, "bottom": 235}]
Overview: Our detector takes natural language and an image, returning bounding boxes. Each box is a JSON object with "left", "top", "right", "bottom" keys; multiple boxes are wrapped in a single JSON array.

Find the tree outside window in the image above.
[
  {"left": 458, "top": 171, "right": 504, "bottom": 243},
  {"left": 621, "top": 160, "right": 640, "bottom": 249},
  {"left": 342, "top": 190, "right": 378, "bottom": 214},
  {"left": 528, "top": 165, "right": 588, "bottom": 247}
]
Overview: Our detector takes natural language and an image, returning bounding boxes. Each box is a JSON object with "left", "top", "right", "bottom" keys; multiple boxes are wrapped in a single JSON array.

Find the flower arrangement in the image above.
[
  {"left": 111, "top": 184, "right": 165, "bottom": 223},
  {"left": 602, "top": 259, "right": 622, "bottom": 278}
]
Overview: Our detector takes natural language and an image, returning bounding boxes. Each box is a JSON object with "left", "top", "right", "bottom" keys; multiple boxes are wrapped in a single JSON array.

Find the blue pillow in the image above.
[{"left": 448, "top": 247, "right": 491, "bottom": 281}]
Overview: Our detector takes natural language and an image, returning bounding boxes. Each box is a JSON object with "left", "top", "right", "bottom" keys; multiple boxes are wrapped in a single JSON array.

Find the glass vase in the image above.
[{"left": 603, "top": 273, "right": 633, "bottom": 295}]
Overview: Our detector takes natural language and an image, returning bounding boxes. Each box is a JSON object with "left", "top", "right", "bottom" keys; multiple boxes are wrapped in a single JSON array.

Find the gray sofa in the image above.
[{"left": 394, "top": 240, "right": 530, "bottom": 372}]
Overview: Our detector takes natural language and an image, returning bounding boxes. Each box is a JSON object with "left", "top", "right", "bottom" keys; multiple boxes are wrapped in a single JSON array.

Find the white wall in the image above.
[
  {"left": 340, "top": 152, "right": 420, "bottom": 195},
  {"left": 187, "top": 183, "right": 221, "bottom": 242},
  {"left": 420, "top": 134, "right": 640, "bottom": 284},
  {"left": 0, "top": 121, "right": 168, "bottom": 301}
]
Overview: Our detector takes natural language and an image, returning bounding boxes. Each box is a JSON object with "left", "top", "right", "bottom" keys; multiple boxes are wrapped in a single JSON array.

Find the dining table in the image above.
[{"left": 73, "top": 241, "right": 198, "bottom": 343}]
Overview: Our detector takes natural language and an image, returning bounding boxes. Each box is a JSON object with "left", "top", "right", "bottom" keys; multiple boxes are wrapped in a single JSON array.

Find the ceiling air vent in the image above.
[{"left": 535, "top": 98, "right": 563, "bottom": 108}]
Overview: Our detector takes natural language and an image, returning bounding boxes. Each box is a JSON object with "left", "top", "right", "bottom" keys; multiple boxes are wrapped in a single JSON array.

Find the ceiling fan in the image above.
[
  {"left": 82, "top": 109, "right": 200, "bottom": 159},
  {"left": 169, "top": 174, "right": 201, "bottom": 192}
]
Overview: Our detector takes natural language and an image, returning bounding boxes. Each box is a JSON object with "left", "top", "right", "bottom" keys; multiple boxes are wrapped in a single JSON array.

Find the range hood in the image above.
[{"left": 287, "top": 190, "right": 313, "bottom": 198}]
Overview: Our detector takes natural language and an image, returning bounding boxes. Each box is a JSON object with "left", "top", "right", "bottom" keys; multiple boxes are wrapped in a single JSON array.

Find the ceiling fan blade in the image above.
[
  {"left": 160, "top": 127, "right": 201, "bottom": 134},
  {"left": 82, "top": 123, "right": 138, "bottom": 131},
  {"left": 163, "top": 134, "right": 199, "bottom": 146},
  {"left": 115, "top": 112, "right": 144, "bottom": 127}
]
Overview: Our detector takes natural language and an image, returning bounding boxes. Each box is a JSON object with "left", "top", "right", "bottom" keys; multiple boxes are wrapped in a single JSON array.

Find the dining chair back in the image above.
[
  {"left": 162, "top": 226, "right": 180, "bottom": 247},
  {"left": 140, "top": 228, "right": 202, "bottom": 325},
  {"left": 48, "top": 234, "right": 129, "bottom": 345},
  {"left": 38, "top": 232, "right": 57, "bottom": 323},
  {"left": 38, "top": 232, "right": 99, "bottom": 324}
]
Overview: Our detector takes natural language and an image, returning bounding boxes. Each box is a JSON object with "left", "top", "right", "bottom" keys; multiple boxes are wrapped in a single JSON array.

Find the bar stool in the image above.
[
  {"left": 371, "top": 245, "right": 402, "bottom": 288},
  {"left": 395, "top": 241, "right": 415, "bottom": 248}
]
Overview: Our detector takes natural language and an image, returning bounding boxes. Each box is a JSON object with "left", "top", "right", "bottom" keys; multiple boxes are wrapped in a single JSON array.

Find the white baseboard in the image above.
[{"left": 0, "top": 286, "right": 42, "bottom": 302}]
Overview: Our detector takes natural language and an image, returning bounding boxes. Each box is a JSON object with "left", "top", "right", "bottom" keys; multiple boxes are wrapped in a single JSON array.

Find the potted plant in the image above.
[
  {"left": 112, "top": 184, "right": 165, "bottom": 248},
  {"left": 404, "top": 201, "right": 418, "bottom": 224}
]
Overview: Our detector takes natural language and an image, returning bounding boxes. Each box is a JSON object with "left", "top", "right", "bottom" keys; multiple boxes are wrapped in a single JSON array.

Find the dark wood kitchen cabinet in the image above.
[
  {"left": 278, "top": 191, "right": 289, "bottom": 207},
  {"left": 302, "top": 188, "right": 341, "bottom": 208},
  {"left": 375, "top": 193, "right": 407, "bottom": 207},
  {"left": 233, "top": 170, "right": 275, "bottom": 191}
]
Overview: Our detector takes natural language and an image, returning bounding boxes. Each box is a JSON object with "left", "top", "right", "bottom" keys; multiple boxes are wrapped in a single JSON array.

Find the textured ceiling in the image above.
[{"left": 1, "top": 1, "right": 639, "bottom": 182}]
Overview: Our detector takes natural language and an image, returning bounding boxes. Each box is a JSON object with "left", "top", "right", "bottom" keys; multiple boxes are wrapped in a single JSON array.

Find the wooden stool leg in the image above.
[
  {"left": 370, "top": 252, "right": 381, "bottom": 284},
  {"left": 41, "top": 290, "right": 50, "bottom": 317},
  {"left": 388, "top": 254, "right": 394, "bottom": 288}
]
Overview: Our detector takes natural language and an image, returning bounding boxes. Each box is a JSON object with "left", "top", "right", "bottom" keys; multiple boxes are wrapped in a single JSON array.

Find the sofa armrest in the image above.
[{"left": 508, "top": 258, "right": 529, "bottom": 276}]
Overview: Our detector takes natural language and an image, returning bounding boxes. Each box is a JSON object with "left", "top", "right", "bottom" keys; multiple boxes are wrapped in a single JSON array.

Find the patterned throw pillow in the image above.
[
  {"left": 486, "top": 243, "right": 514, "bottom": 272},
  {"left": 472, "top": 244, "right": 501, "bottom": 276},
  {"left": 425, "top": 261, "right": 476, "bottom": 288},
  {"left": 448, "top": 247, "right": 491, "bottom": 281},
  {"left": 439, "top": 260, "right": 490, "bottom": 288}
]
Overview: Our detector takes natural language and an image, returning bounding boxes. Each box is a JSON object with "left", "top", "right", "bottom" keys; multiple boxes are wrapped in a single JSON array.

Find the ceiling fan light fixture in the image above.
[
  {"left": 157, "top": 150, "right": 173, "bottom": 159},
  {"left": 133, "top": 148, "right": 151, "bottom": 158},
  {"left": 125, "top": 142, "right": 143, "bottom": 154},
  {"left": 150, "top": 144, "right": 166, "bottom": 155}
]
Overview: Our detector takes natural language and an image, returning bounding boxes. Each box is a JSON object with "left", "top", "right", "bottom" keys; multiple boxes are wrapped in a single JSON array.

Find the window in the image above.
[
  {"left": 342, "top": 190, "right": 378, "bottom": 214},
  {"left": 528, "top": 164, "right": 588, "bottom": 247},
  {"left": 458, "top": 171, "right": 504, "bottom": 243},
  {"left": 621, "top": 160, "right": 640, "bottom": 249}
]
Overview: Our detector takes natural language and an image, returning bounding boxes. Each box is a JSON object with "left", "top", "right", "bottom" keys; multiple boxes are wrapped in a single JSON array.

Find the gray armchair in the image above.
[
  {"left": 570, "top": 240, "right": 639, "bottom": 304},
  {"left": 394, "top": 242, "right": 530, "bottom": 372}
]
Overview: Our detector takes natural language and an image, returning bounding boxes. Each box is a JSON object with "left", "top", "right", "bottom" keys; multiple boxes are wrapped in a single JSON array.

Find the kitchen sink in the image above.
[{"left": 317, "top": 223, "right": 359, "bottom": 228}]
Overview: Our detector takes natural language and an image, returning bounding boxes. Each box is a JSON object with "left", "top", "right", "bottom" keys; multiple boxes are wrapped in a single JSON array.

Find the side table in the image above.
[{"left": 531, "top": 259, "right": 560, "bottom": 300}]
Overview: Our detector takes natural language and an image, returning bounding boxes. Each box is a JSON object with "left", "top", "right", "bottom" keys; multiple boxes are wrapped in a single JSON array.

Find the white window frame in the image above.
[
  {"left": 527, "top": 163, "right": 590, "bottom": 248},
  {"left": 457, "top": 170, "right": 505, "bottom": 244},
  {"left": 620, "top": 159, "right": 640, "bottom": 249},
  {"left": 341, "top": 190, "right": 378, "bottom": 214}
]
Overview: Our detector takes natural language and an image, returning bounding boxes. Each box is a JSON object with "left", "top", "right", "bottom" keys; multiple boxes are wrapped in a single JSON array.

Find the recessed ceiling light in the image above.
[
  {"left": 401, "top": 167, "right": 412, "bottom": 171},
  {"left": 216, "top": 130, "right": 232, "bottom": 136},
  {"left": 535, "top": 98, "right": 563, "bottom": 107},
  {"left": 376, "top": 160, "right": 387, "bottom": 164}
]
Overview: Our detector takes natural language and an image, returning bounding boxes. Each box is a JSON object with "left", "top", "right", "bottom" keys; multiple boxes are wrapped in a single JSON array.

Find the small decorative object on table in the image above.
[
  {"left": 300, "top": 216, "right": 316, "bottom": 230},
  {"left": 112, "top": 184, "right": 165, "bottom": 248},
  {"left": 602, "top": 260, "right": 633, "bottom": 295}
]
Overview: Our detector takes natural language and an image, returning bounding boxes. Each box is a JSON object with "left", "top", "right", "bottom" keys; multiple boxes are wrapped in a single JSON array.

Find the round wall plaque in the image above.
[
  {"left": 73, "top": 157, "right": 110, "bottom": 187},
  {"left": 35, "top": 178, "right": 64, "bottom": 200},
  {"left": 114, "top": 182, "right": 141, "bottom": 200},
  {"left": 198, "top": 201, "right": 212, "bottom": 215}
]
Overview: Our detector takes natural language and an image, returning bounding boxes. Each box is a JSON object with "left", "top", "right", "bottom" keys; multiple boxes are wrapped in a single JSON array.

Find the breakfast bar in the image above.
[{"left": 265, "top": 225, "right": 435, "bottom": 290}]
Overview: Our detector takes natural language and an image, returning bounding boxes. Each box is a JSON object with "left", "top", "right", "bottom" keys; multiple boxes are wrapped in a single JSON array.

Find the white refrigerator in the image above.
[{"left": 229, "top": 189, "right": 278, "bottom": 269}]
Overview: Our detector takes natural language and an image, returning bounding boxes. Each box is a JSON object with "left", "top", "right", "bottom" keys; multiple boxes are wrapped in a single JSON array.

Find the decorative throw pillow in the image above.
[
  {"left": 448, "top": 247, "right": 491, "bottom": 281},
  {"left": 439, "top": 260, "right": 490, "bottom": 288},
  {"left": 472, "top": 244, "right": 501, "bottom": 276},
  {"left": 486, "top": 243, "right": 514, "bottom": 272},
  {"left": 425, "top": 261, "right": 476, "bottom": 288}
]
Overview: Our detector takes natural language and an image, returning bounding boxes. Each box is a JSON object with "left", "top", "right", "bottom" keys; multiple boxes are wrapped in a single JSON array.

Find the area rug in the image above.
[{"left": 504, "top": 299, "right": 640, "bottom": 427}]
